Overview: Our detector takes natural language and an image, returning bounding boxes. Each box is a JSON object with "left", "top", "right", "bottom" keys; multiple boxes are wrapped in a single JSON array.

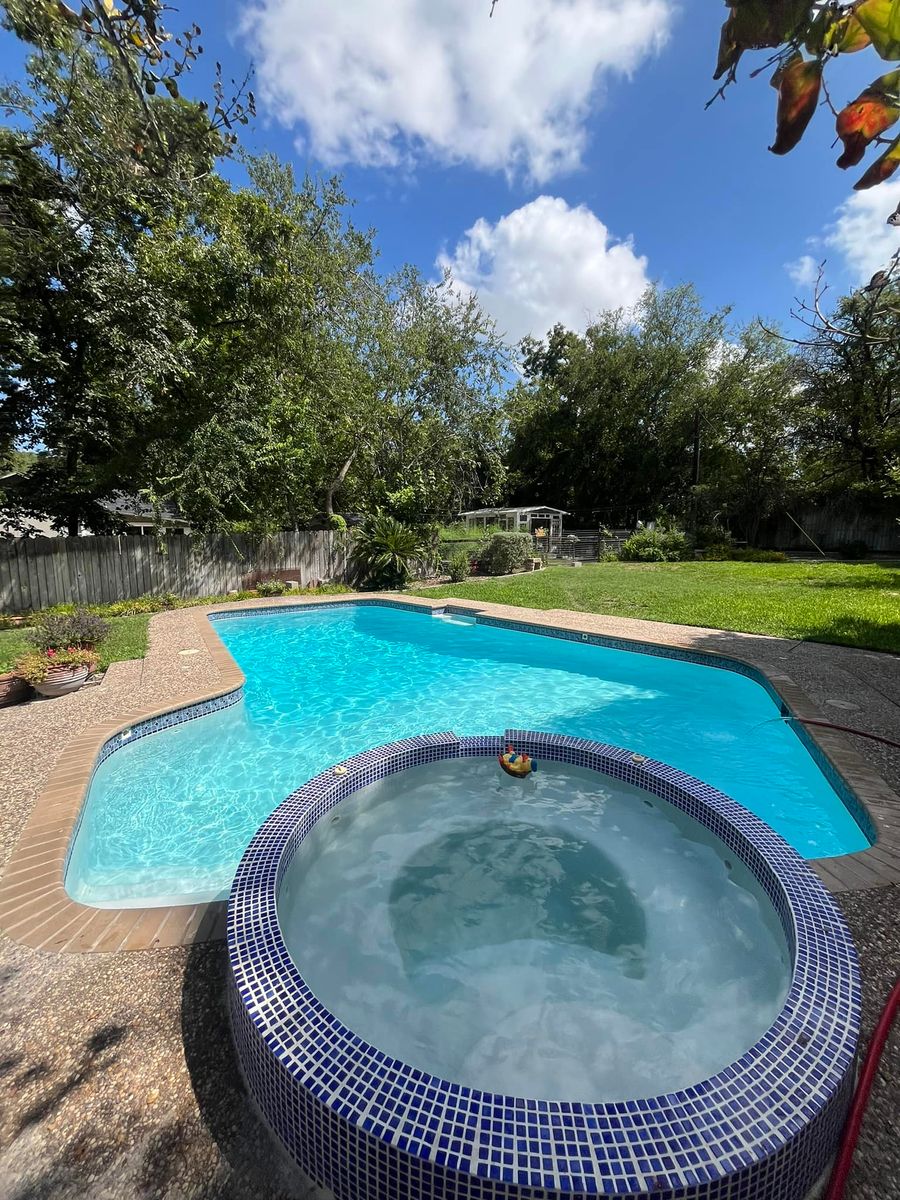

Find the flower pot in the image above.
[
  {"left": 34, "top": 665, "right": 91, "bottom": 698},
  {"left": 0, "top": 672, "right": 30, "bottom": 707}
]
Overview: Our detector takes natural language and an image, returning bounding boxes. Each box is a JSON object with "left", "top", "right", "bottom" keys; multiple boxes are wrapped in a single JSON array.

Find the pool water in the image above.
[
  {"left": 65, "top": 603, "right": 870, "bottom": 905},
  {"left": 278, "top": 758, "right": 792, "bottom": 1101}
]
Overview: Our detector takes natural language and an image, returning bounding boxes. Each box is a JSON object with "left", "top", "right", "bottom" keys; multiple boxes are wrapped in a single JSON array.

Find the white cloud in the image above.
[
  {"left": 437, "top": 195, "right": 650, "bottom": 342},
  {"left": 785, "top": 254, "right": 819, "bottom": 289},
  {"left": 242, "top": 0, "right": 673, "bottom": 181},
  {"left": 824, "top": 180, "right": 900, "bottom": 284}
]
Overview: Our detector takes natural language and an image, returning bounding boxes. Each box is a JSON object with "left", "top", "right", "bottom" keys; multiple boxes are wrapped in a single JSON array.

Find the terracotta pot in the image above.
[
  {"left": 0, "top": 672, "right": 30, "bottom": 707},
  {"left": 34, "top": 664, "right": 91, "bottom": 698}
]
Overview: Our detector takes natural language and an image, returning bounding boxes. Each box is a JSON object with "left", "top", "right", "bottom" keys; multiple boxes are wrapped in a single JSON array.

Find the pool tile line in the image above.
[
  {"left": 0, "top": 592, "right": 897, "bottom": 954},
  {"left": 228, "top": 730, "right": 861, "bottom": 1200}
]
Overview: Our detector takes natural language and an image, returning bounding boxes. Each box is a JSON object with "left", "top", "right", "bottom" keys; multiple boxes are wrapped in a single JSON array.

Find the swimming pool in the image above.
[{"left": 65, "top": 601, "right": 871, "bottom": 906}]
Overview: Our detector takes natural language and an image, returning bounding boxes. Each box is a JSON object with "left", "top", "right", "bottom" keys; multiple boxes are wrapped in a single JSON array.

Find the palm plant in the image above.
[{"left": 352, "top": 512, "right": 429, "bottom": 589}]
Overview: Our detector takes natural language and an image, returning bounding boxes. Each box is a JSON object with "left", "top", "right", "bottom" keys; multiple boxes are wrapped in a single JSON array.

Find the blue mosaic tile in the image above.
[{"left": 227, "top": 729, "right": 861, "bottom": 1200}]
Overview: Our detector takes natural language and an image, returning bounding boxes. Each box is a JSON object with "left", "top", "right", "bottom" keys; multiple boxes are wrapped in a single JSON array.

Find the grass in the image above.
[
  {"left": 410, "top": 560, "right": 900, "bottom": 653},
  {"left": 0, "top": 614, "right": 150, "bottom": 674}
]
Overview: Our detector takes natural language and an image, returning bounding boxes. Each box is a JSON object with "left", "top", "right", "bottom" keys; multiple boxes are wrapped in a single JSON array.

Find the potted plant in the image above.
[
  {"left": 14, "top": 647, "right": 98, "bottom": 698},
  {"left": 0, "top": 671, "right": 30, "bottom": 707}
]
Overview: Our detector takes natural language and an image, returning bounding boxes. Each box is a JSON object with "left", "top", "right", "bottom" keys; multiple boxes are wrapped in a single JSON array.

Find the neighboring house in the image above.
[
  {"left": 458, "top": 505, "right": 568, "bottom": 540},
  {"left": 0, "top": 474, "right": 191, "bottom": 538}
]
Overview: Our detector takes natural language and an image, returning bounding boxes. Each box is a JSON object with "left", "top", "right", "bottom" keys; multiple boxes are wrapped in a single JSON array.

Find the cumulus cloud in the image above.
[
  {"left": 824, "top": 181, "right": 900, "bottom": 284},
  {"left": 785, "top": 254, "right": 819, "bottom": 289},
  {"left": 437, "top": 196, "right": 650, "bottom": 343},
  {"left": 242, "top": 0, "right": 673, "bottom": 181}
]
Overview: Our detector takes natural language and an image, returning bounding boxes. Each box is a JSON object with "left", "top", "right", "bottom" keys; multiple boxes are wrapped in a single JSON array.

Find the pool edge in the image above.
[{"left": 1, "top": 592, "right": 897, "bottom": 953}]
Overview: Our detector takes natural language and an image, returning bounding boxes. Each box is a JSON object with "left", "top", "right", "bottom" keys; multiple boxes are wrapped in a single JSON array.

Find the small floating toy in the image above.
[{"left": 498, "top": 744, "right": 537, "bottom": 778}]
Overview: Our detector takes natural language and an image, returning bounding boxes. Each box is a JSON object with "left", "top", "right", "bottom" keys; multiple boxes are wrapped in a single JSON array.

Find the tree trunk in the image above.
[{"left": 324, "top": 448, "right": 357, "bottom": 517}]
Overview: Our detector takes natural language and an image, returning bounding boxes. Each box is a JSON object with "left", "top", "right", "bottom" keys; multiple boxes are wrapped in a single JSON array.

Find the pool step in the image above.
[{"left": 432, "top": 609, "right": 477, "bottom": 627}]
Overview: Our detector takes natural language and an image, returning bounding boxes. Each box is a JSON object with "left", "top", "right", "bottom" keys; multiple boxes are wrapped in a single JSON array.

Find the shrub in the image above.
[
  {"left": 446, "top": 549, "right": 471, "bottom": 583},
  {"left": 838, "top": 539, "right": 869, "bottom": 559},
  {"left": 257, "top": 578, "right": 288, "bottom": 596},
  {"left": 102, "top": 595, "right": 165, "bottom": 616},
  {"left": 479, "top": 532, "right": 533, "bottom": 576},
  {"left": 15, "top": 646, "right": 97, "bottom": 684},
  {"left": 730, "top": 549, "right": 788, "bottom": 563},
  {"left": 701, "top": 542, "right": 735, "bottom": 561},
  {"left": 620, "top": 529, "right": 690, "bottom": 563},
  {"left": 352, "top": 512, "right": 429, "bottom": 588},
  {"left": 326, "top": 513, "right": 348, "bottom": 532},
  {"left": 598, "top": 549, "right": 620, "bottom": 562},
  {"left": 30, "top": 608, "right": 110, "bottom": 651}
]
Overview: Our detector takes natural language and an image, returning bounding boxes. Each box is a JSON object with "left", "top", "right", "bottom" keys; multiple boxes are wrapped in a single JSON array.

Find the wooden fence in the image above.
[{"left": 0, "top": 530, "right": 351, "bottom": 612}]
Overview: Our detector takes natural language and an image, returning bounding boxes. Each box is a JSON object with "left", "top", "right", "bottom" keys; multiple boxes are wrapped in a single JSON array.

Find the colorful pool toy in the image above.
[{"left": 498, "top": 744, "right": 537, "bottom": 778}]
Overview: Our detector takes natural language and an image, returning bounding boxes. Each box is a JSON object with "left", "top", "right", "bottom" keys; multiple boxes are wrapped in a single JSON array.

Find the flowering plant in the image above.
[{"left": 14, "top": 647, "right": 98, "bottom": 684}]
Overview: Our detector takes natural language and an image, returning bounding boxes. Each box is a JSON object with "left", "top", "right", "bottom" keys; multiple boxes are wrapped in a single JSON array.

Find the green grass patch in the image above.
[
  {"left": 410, "top": 560, "right": 900, "bottom": 653},
  {"left": 0, "top": 614, "right": 150, "bottom": 674}
]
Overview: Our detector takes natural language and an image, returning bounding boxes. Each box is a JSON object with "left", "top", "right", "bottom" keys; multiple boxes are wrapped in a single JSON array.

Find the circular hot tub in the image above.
[{"left": 227, "top": 731, "right": 860, "bottom": 1200}]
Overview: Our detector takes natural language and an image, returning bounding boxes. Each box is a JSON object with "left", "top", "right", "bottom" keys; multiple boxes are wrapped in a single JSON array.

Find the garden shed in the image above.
[{"left": 458, "top": 505, "right": 567, "bottom": 540}]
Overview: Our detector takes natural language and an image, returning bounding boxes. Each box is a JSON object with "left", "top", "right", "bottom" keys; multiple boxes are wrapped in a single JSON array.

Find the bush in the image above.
[
  {"left": 352, "top": 512, "right": 429, "bottom": 588},
  {"left": 257, "top": 578, "right": 288, "bottom": 596},
  {"left": 730, "top": 549, "right": 788, "bottom": 563},
  {"left": 838, "top": 539, "right": 869, "bottom": 559},
  {"left": 701, "top": 542, "right": 735, "bottom": 561},
  {"left": 701, "top": 544, "right": 789, "bottom": 563},
  {"left": 620, "top": 528, "right": 690, "bottom": 562},
  {"left": 102, "top": 595, "right": 165, "bottom": 616},
  {"left": 446, "top": 549, "right": 471, "bottom": 583},
  {"left": 479, "top": 532, "right": 533, "bottom": 576},
  {"left": 325, "top": 513, "right": 347, "bottom": 532},
  {"left": 598, "top": 549, "right": 620, "bottom": 562},
  {"left": 30, "top": 608, "right": 110, "bottom": 651}
]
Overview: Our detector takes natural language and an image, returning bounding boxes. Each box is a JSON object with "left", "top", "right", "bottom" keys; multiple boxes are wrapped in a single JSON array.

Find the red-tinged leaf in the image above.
[
  {"left": 836, "top": 69, "right": 900, "bottom": 168},
  {"left": 855, "top": 133, "right": 900, "bottom": 187},
  {"left": 855, "top": 0, "right": 900, "bottom": 59},
  {"left": 770, "top": 58, "right": 822, "bottom": 156}
]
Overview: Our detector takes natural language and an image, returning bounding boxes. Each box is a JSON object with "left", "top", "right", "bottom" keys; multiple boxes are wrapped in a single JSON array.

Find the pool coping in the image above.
[{"left": 0, "top": 592, "right": 897, "bottom": 954}]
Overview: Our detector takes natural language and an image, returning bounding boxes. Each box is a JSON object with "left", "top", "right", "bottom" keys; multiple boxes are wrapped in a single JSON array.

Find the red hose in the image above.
[
  {"left": 825, "top": 978, "right": 900, "bottom": 1200},
  {"left": 798, "top": 717, "right": 900, "bottom": 751}
]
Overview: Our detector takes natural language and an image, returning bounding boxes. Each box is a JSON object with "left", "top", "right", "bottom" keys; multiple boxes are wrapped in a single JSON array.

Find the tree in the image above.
[
  {"left": 1, "top": 35, "right": 216, "bottom": 533},
  {"left": 795, "top": 283, "right": 900, "bottom": 501},
  {"left": 710, "top": 1, "right": 900, "bottom": 211},
  {"left": 505, "top": 286, "right": 728, "bottom": 525}
]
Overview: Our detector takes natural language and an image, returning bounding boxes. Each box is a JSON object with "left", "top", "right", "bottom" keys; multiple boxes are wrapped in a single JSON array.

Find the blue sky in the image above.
[{"left": 3, "top": 0, "right": 900, "bottom": 342}]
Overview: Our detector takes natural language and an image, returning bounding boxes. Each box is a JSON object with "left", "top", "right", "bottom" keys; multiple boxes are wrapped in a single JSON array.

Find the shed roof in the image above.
[{"left": 458, "top": 505, "right": 569, "bottom": 516}]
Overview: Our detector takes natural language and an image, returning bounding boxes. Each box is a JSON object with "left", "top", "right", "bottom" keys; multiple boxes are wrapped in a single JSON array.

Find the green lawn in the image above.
[
  {"left": 411, "top": 561, "right": 900, "bottom": 653},
  {"left": 0, "top": 614, "right": 150, "bottom": 674}
]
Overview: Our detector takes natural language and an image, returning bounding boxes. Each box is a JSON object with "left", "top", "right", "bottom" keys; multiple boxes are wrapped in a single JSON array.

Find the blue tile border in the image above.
[{"left": 227, "top": 730, "right": 861, "bottom": 1200}]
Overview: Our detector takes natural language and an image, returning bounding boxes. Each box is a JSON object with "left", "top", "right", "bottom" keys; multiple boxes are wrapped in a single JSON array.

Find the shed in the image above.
[{"left": 458, "top": 505, "right": 567, "bottom": 540}]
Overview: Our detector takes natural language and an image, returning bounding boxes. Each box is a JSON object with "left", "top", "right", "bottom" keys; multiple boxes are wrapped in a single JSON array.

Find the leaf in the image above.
[
  {"left": 714, "top": 0, "right": 811, "bottom": 78},
  {"left": 162, "top": 76, "right": 179, "bottom": 98},
  {"left": 855, "top": 132, "right": 900, "bottom": 186},
  {"left": 836, "top": 70, "right": 900, "bottom": 167},
  {"left": 855, "top": 0, "right": 900, "bottom": 59},
  {"left": 828, "top": 12, "right": 872, "bottom": 53},
  {"left": 770, "top": 57, "right": 822, "bottom": 155}
]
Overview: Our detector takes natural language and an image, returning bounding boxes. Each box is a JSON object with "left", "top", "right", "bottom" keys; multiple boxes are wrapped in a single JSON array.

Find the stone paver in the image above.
[{"left": 0, "top": 596, "right": 897, "bottom": 1198}]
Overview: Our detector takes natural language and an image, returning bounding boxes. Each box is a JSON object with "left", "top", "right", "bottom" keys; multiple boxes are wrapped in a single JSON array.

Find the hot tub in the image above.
[{"left": 227, "top": 731, "right": 860, "bottom": 1200}]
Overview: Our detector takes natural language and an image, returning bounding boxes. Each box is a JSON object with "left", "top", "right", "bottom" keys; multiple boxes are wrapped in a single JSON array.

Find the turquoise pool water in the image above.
[
  {"left": 278, "top": 757, "right": 791, "bottom": 1100},
  {"left": 65, "top": 603, "right": 870, "bottom": 906}
]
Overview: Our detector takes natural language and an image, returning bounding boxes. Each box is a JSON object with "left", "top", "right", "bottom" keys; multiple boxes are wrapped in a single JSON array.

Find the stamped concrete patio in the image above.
[{"left": 0, "top": 597, "right": 898, "bottom": 1199}]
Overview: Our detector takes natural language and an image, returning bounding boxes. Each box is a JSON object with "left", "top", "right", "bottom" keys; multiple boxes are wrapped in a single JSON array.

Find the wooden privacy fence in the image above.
[{"left": 0, "top": 530, "right": 352, "bottom": 612}]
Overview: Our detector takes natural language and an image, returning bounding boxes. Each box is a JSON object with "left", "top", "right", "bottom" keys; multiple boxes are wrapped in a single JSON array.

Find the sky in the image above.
[{"left": 3, "top": 0, "right": 900, "bottom": 345}]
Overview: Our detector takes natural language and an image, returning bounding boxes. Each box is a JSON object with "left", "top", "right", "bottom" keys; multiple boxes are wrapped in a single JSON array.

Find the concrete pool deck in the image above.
[{"left": 0, "top": 596, "right": 898, "bottom": 1198}]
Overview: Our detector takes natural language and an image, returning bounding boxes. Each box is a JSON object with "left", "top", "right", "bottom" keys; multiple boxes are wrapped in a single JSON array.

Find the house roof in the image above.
[{"left": 458, "top": 505, "right": 569, "bottom": 516}]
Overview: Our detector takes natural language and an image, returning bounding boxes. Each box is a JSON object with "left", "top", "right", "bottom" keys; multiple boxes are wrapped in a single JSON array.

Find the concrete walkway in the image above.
[{"left": 0, "top": 600, "right": 897, "bottom": 1199}]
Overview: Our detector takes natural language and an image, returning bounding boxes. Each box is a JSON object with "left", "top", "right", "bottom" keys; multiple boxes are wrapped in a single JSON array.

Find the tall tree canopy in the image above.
[{"left": 0, "top": 4, "right": 509, "bottom": 536}]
